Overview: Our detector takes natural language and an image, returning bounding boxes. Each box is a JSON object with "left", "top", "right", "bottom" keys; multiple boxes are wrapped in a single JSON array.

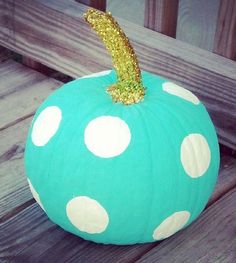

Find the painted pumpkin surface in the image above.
[{"left": 24, "top": 9, "right": 220, "bottom": 245}]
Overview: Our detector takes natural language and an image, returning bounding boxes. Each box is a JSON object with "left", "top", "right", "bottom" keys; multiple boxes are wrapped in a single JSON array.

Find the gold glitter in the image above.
[{"left": 84, "top": 9, "right": 145, "bottom": 105}]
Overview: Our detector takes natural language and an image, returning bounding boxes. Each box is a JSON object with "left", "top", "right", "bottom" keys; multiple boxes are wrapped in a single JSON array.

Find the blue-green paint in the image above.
[{"left": 24, "top": 70, "right": 220, "bottom": 244}]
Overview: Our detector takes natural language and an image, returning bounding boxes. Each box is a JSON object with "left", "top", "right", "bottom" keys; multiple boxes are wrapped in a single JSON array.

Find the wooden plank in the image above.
[
  {"left": 0, "top": 201, "right": 156, "bottom": 262},
  {"left": 1, "top": 184, "right": 235, "bottom": 262},
  {"left": 0, "top": 0, "right": 235, "bottom": 149},
  {"left": 136, "top": 188, "right": 236, "bottom": 263},
  {"left": 0, "top": 77, "right": 60, "bottom": 130},
  {"left": 177, "top": 0, "right": 220, "bottom": 51},
  {"left": 0, "top": 59, "right": 62, "bottom": 217},
  {"left": 207, "top": 154, "right": 236, "bottom": 206},
  {"left": 107, "top": 0, "right": 145, "bottom": 26},
  {"left": 144, "top": 0, "right": 179, "bottom": 37},
  {"left": 0, "top": 61, "right": 62, "bottom": 130},
  {"left": 0, "top": 0, "right": 108, "bottom": 77},
  {"left": 0, "top": 60, "right": 46, "bottom": 97},
  {"left": 0, "top": 117, "right": 33, "bottom": 219},
  {"left": 107, "top": 0, "right": 219, "bottom": 50},
  {"left": 76, "top": 0, "right": 106, "bottom": 11},
  {"left": 213, "top": 0, "right": 236, "bottom": 60}
]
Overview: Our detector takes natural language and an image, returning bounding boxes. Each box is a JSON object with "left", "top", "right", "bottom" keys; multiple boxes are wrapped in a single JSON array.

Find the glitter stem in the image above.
[{"left": 84, "top": 9, "right": 145, "bottom": 105}]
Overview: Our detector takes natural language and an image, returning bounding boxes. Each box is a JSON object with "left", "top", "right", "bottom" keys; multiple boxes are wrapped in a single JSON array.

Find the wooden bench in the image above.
[{"left": 0, "top": 0, "right": 235, "bottom": 262}]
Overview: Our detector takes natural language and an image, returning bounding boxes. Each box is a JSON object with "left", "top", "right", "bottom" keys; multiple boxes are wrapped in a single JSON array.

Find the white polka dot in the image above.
[
  {"left": 66, "top": 196, "right": 109, "bottom": 234},
  {"left": 163, "top": 82, "right": 200, "bottom": 105},
  {"left": 80, "top": 70, "right": 111, "bottom": 79},
  {"left": 31, "top": 106, "right": 62, "bottom": 146},
  {"left": 153, "top": 211, "right": 190, "bottom": 240},
  {"left": 84, "top": 116, "right": 131, "bottom": 158},
  {"left": 27, "top": 179, "right": 45, "bottom": 211},
  {"left": 181, "top": 133, "right": 211, "bottom": 178}
]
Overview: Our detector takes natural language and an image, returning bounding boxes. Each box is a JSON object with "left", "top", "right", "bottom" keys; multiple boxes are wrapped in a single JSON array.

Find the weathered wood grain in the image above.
[
  {"left": 0, "top": 61, "right": 62, "bottom": 130},
  {"left": 144, "top": 0, "right": 179, "bottom": 37},
  {"left": 0, "top": 0, "right": 235, "bottom": 149},
  {"left": 207, "top": 155, "right": 236, "bottom": 206},
  {"left": 136, "top": 188, "right": 236, "bottom": 263},
  {"left": 0, "top": 117, "right": 33, "bottom": 219},
  {"left": 0, "top": 60, "right": 46, "bottom": 97},
  {"left": 177, "top": 0, "right": 220, "bottom": 51},
  {"left": 0, "top": 202, "right": 156, "bottom": 263},
  {"left": 76, "top": 0, "right": 106, "bottom": 11},
  {"left": 213, "top": 0, "right": 236, "bottom": 60},
  {"left": 107, "top": 0, "right": 145, "bottom": 26},
  {"left": 0, "top": 77, "right": 60, "bottom": 130},
  {"left": 0, "top": 59, "right": 62, "bottom": 217},
  {"left": 107, "top": 0, "right": 219, "bottom": 51}
]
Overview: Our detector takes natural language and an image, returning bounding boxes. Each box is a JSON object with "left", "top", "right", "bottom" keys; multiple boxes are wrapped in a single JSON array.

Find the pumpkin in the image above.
[{"left": 24, "top": 9, "right": 220, "bottom": 245}]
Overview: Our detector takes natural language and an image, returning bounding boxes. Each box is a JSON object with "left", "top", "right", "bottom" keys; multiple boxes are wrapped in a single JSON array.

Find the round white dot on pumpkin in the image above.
[
  {"left": 84, "top": 116, "right": 131, "bottom": 158},
  {"left": 66, "top": 196, "right": 109, "bottom": 234},
  {"left": 31, "top": 106, "right": 62, "bottom": 147},
  {"left": 153, "top": 211, "right": 190, "bottom": 240},
  {"left": 81, "top": 70, "right": 112, "bottom": 79},
  {"left": 181, "top": 133, "right": 211, "bottom": 178},
  {"left": 162, "top": 82, "right": 200, "bottom": 105},
  {"left": 27, "top": 179, "right": 45, "bottom": 211}
]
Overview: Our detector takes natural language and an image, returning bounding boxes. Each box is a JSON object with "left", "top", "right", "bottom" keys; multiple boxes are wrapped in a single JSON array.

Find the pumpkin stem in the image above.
[{"left": 84, "top": 9, "right": 145, "bottom": 105}]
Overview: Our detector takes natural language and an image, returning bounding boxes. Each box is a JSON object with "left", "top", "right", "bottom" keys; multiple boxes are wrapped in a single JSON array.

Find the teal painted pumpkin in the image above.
[{"left": 24, "top": 9, "right": 220, "bottom": 245}]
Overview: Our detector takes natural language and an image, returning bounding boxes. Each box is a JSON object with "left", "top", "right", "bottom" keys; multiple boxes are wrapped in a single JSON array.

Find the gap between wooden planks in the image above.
[
  {"left": 0, "top": 0, "right": 236, "bottom": 149},
  {"left": 0, "top": 60, "right": 62, "bottom": 131}
]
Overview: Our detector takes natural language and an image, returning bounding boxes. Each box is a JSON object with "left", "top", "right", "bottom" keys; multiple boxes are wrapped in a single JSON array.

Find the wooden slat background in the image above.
[
  {"left": 213, "top": 0, "right": 236, "bottom": 60},
  {"left": 108, "top": 0, "right": 220, "bottom": 52},
  {"left": 0, "top": 1, "right": 236, "bottom": 261},
  {"left": 77, "top": 0, "right": 106, "bottom": 11},
  {"left": 144, "top": 0, "right": 179, "bottom": 37},
  {"left": 176, "top": 0, "right": 220, "bottom": 51},
  {"left": 0, "top": 0, "right": 236, "bottom": 150}
]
